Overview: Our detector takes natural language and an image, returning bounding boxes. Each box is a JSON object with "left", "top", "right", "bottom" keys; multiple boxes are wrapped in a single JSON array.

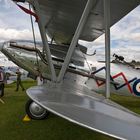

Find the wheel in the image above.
[
  {"left": 25, "top": 99, "right": 49, "bottom": 120},
  {"left": 0, "top": 84, "right": 4, "bottom": 97}
]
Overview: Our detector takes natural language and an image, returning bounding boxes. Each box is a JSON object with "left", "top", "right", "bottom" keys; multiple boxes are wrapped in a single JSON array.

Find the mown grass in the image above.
[
  {"left": 0, "top": 80, "right": 115, "bottom": 140},
  {"left": 0, "top": 81, "right": 140, "bottom": 140},
  {"left": 111, "top": 94, "right": 140, "bottom": 114}
]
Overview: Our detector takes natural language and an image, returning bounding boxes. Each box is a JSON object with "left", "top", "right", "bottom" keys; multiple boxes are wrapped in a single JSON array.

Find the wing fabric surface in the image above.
[{"left": 30, "top": 0, "right": 140, "bottom": 44}]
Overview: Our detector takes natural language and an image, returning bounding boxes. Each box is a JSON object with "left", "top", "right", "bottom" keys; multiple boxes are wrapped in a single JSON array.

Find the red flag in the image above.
[{"left": 16, "top": 4, "right": 38, "bottom": 22}]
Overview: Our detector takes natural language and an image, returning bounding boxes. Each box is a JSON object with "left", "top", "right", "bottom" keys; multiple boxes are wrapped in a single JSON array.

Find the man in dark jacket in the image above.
[{"left": 15, "top": 69, "right": 25, "bottom": 91}]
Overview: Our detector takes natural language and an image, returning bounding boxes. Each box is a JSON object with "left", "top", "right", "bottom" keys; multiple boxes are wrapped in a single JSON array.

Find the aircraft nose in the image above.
[{"left": 0, "top": 42, "right": 4, "bottom": 51}]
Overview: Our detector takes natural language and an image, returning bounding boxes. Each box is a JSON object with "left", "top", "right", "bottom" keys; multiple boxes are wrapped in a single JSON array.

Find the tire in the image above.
[
  {"left": 25, "top": 99, "right": 49, "bottom": 120},
  {"left": 0, "top": 84, "right": 4, "bottom": 97}
]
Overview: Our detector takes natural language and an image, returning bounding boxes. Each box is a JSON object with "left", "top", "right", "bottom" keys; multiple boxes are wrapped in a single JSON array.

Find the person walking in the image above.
[{"left": 15, "top": 69, "right": 25, "bottom": 91}]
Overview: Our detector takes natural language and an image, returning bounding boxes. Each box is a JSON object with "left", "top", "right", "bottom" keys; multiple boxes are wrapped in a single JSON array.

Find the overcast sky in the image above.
[
  {"left": 0, "top": 1, "right": 140, "bottom": 65},
  {"left": 81, "top": 5, "right": 140, "bottom": 61}
]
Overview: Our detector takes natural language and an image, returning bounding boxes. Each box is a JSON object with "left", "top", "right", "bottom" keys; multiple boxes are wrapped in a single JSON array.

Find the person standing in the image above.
[
  {"left": 36, "top": 72, "right": 43, "bottom": 86},
  {"left": 15, "top": 69, "right": 25, "bottom": 91},
  {"left": 0, "top": 67, "right": 5, "bottom": 97}
]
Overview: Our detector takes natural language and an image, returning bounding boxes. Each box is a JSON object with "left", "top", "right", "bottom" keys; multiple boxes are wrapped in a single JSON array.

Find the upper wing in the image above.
[{"left": 31, "top": 0, "right": 139, "bottom": 44}]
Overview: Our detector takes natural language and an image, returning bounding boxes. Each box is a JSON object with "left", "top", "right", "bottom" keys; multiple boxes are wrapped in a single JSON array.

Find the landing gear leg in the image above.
[{"left": 25, "top": 99, "right": 49, "bottom": 120}]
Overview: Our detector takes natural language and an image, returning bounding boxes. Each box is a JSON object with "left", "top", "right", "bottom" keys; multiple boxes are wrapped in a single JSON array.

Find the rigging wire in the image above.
[{"left": 29, "top": 4, "right": 39, "bottom": 70}]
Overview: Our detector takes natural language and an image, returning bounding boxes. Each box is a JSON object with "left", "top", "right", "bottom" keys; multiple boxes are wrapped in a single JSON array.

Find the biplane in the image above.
[{"left": 1, "top": 0, "right": 140, "bottom": 139}]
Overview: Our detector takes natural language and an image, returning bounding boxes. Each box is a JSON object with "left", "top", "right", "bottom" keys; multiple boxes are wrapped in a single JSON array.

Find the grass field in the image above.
[{"left": 0, "top": 80, "right": 140, "bottom": 140}]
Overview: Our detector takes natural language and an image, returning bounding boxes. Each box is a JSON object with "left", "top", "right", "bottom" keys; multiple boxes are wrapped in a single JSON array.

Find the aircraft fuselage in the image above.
[{"left": 1, "top": 41, "right": 140, "bottom": 97}]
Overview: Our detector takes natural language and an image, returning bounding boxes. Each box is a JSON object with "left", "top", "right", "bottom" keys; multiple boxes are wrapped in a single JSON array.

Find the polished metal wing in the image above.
[{"left": 30, "top": 0, "right": 140, "bottom": 44}]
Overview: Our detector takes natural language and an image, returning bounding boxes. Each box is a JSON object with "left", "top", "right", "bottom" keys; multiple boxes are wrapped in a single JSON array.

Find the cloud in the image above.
[
  {"left": 81, "top": 5, "right": 140, "bottom": 62},
  {"left": 0, "top": 1, "right": 38, "bottom": 31},
  {"left": 0, "top": 28, "right": 41, "bottom": 41},
  {"left": 0, "top": 52, "right": 16, "bottom": 66},
  {"left": 0, "top": 1, "right": 140, "bottom": 65},
  {"left": 0, "top": 1, "right": 41, "bottom": 66},
  {"left": 0, "top": 1, "right": 41, "bottom": 42}
]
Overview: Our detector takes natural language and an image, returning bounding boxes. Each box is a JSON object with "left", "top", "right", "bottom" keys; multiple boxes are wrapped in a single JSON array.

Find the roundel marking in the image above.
[{"left": 133, "top": 79, "right": 140, "bottom": 96}]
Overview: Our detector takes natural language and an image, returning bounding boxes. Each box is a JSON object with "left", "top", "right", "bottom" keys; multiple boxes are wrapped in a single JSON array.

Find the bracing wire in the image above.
[{"left": 29, "top": 4, "right": 40, "bottom": 70}]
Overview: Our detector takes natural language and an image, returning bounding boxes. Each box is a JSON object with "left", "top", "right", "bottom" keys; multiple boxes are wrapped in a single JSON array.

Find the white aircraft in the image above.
[{"left": 1, "top": 0, "right": 140, "bottom": 140}]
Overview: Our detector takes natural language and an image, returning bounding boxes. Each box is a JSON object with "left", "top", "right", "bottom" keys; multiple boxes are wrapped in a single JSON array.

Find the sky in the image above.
[
  {"left": 81, "top": 5, "right": 140, "bottom": 61},
  {"left": 0, "top": 0, "right": 140, "bottom": 65}
]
